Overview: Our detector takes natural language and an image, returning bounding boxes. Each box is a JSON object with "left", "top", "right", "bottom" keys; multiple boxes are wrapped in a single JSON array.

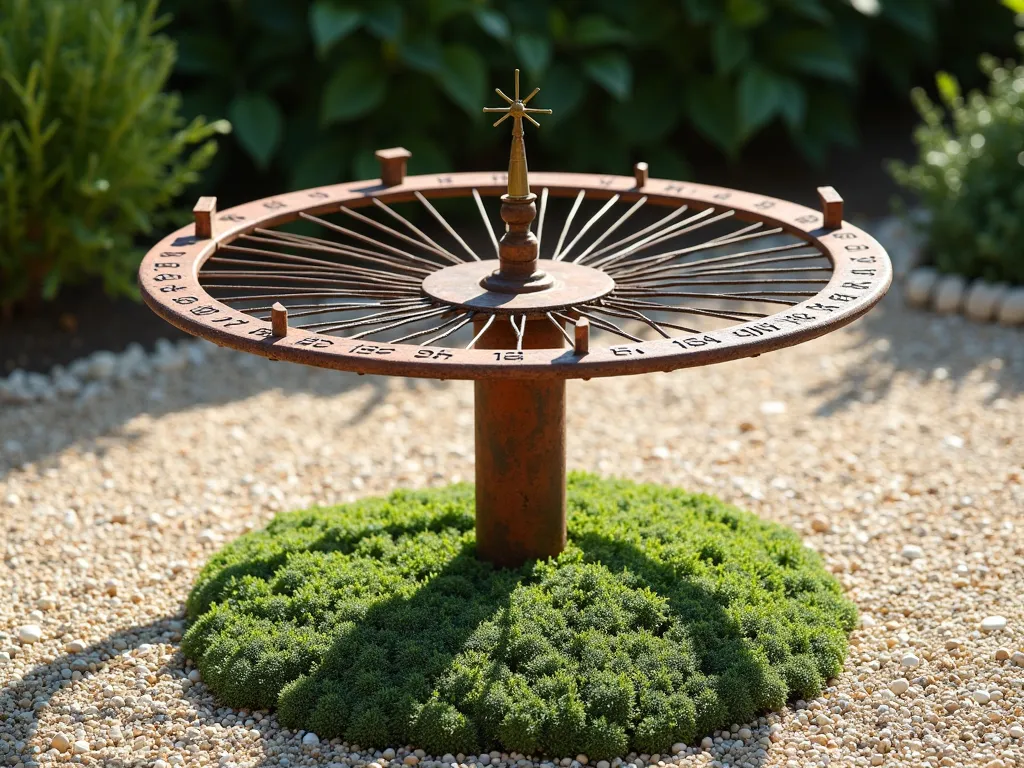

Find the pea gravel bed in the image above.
[{"left": 0, "top": 296, "right": 1022, "bottom": 768}]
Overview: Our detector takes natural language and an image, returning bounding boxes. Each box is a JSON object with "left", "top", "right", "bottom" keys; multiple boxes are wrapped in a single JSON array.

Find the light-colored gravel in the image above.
[{"left": 1, "top": 295, "right": 1023, "bottom": 768}]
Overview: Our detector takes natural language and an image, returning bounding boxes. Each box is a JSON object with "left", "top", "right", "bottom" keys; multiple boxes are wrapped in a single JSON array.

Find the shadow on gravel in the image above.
[
  {"left": 0, "top": 614, "right": 298, "bottom": 768},
  {"left": 809, "top": 294, "right": 1023, "bottom": 416},
  {"left": 2, "top": 535, "right": 780, "bottom": 767},
  {"left": 0, "top": 365, "right": 454, "bottom": 483}
]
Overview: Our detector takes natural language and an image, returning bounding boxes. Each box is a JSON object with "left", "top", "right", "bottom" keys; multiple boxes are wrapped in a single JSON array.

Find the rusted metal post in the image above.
[
  {"left": 474, "top": 316, "right": 566, "bottom": 568},
  {"left": 194, "top": 197, "right": 217, "bottom": 239}
]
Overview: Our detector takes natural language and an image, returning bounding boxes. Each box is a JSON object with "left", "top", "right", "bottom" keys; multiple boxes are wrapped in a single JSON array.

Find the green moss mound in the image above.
[{"left": 183, "top": 474, "right": 856, "bottom": 758}]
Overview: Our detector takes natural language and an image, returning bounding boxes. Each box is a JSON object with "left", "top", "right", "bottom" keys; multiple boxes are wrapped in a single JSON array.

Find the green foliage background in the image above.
[
  {"left": 166, "top": 0, "right": 1016, "bottom": 199},
  {"left": 183, "top": 475, "right": 857, "bottom": 757},
  {"left": 890, "top": 26, "right": 1024, "bottom": 286},
  {"left": 0, "top": 0, "right": 226, "bottom": 309}
]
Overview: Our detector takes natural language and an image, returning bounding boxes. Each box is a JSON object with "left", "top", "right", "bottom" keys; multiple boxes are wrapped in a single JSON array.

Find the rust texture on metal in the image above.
[
  {"left": 574, "top": 317, "right": 590, "bottom": 355},
  {"left": 271, "top": 302, "right": 288, "bottom": 337},
  {"left": 193, "top": 197, "right": 217, "bottom": 239},
  {"left": 473, "top": 315, "right": 566, "bottom": 567},
  {"left": 818, "top": 186, "right": 844, "bottom": 229},
  {"left": 634, "top": 162, "right": 649, "bottom": 189},
  {"left": 423, "top": 260, "right": 614, "bottom": 313},
  {"left": 139, "top": 171, "right": 892, "bottom": 381},
  {"left": 375, "top": 147, "right": 412, "bottom": 187}
]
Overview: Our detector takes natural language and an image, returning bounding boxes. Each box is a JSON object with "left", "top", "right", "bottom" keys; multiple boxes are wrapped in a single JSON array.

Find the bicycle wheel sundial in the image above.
[{"left": 140, "top": 69, "right": 891, "bottom": 567}]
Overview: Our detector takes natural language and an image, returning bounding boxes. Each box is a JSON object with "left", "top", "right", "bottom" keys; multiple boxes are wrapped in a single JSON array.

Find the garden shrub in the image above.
[
  {"left": 890, "top": 20, "right": 1024, "bottom": 286},
  {"left": 163, "top": 0, "right": 1016, "bottom": 198},
  {"left": 184, "top": 474, "right": 857, "bottom": 758},
  {"left": 0, "top": 0, "right": 227, "bottom": 310}
]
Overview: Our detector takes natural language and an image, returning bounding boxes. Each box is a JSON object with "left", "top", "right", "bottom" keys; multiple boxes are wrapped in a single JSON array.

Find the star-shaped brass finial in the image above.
[{"left": 483, "top": 69, "right": 552, "bottom": 199}]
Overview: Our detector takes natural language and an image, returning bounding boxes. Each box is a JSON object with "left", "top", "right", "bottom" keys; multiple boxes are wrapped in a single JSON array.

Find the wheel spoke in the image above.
[
  {"left": 556, "top": 194, "right": 619, "bottom": 263},
  {"left": 370, "top": 198, "right": 463, "bottom": 265},
  {"left": 472, "top": 188, "right": 500, "bottom": 258},
  {"left": 415, "top": 191, "right": 480, "bottom": 261},
  {"left": 536, "top": 187, "right": 549, "bottom": 256},
  {"left": 552, "top": 190, "right": 585, "bottom": 261},
  {"left": 573, "top": 196, "right": 647, "bottom": 264},
  {"left": 466, "top": 314, "right": 496, "bottom": 349}
]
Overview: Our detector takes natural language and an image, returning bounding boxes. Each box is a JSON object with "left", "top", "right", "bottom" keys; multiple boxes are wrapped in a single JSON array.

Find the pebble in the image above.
[
  {"left": 1009, "top": 725, "right": 1024, "bottom": 739},
  {"left": 50, "top": 734, "right": 71, "bottom": 753},
  {"left": 995, "top": 648, "right": 1010, "bottom": 661},
  {"left": 759, "top": 401, "right": 786, "bottom": 415},
  {"left": 964, "top": 280, "right": 1008, "bottom": 323},
  {"left": 73, "top": 740, "right": 90, "bottom": 754},
  {"left": 1012, "top": 651, "right": 1024, "bottom": 667},
  {"left": 900, "top": 544, "right": 924, "bottom": 560},
  {"left": 888, "top": 678, "right": 910, "bottom": 695},
  {"left": 301, "top": 732, "right": 320, "bottom": 746},
  {"left": 17, "top": 624, "right": 41, "bottom": 643},
  {"left": 974, "top": 690, "right": 991, "bottom": 704},
  {"left": 901, "top": 653, "right": 921, "bottom": 668},
  {"left": 932, "top": 274, "right": 966, "bottom": 314},
  {"left": 997, "top": 286, "right": 1024, "bottom": 325},
  {"left": 701, "top": 737, "right": 714, "bottom": 750},
  {"left": 405, "top": 757, "right": 420, "bottom": 766},
  {"left": 981, "top": 616, "right": 1008, "bottom": 632},
  {"left": 65, "top": 639, "right": 87, "bottom": 653},
  {"left": 904, "top": 267, "right": 938, "bottom": 308}
]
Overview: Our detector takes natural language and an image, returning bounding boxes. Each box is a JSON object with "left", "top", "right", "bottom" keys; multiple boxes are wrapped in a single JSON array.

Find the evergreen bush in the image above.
[
  {"left": 163, "top": 0, "right": 1016, "bottom": 197},
  {"left": 0, "top": 0, "right": 227, "bottom": 310},
  {"left": 890, "top": 21, "right": 1024, "bottom": 286},
  {"left": 184, "top": 474, "right": 857, "bottom": 758}
]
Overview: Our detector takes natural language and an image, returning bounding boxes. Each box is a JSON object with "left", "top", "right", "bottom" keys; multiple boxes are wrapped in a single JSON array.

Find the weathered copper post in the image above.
[
  {"left": 474, "top": 319, "right": 566, "bottom": 567},
  {"left": 473, "top": 70, "right": 565, "bottom": 567}
]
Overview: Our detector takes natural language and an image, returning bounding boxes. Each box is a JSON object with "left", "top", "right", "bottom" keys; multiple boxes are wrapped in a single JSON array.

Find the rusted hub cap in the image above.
[{"left": 422, "top": 260, "right": 615, "bottom": 314}]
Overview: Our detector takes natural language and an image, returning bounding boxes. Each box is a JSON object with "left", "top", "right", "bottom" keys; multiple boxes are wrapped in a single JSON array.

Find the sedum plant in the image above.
[
  {"left": 183, "top": 474, "right": 857, "bottom": 758},
  {"left": 0, "top": 0, "right": 227, "bottom": 311},
  {"left": 889, "top": 22, "right": 1024, "bottom": 286}
]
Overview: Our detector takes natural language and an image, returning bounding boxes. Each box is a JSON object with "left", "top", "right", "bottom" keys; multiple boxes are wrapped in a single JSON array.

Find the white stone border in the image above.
[{"left": 870, "top": 214, "right": 1024, "bottom": 326}]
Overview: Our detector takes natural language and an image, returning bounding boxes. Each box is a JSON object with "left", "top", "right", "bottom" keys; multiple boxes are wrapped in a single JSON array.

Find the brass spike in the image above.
[{"left": 483, "top": 69, "right": 552, "bottom": 200}]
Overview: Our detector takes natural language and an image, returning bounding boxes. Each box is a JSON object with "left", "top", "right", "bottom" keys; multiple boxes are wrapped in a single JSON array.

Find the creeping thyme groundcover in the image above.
[{"left": 183, "top": 474, "right": 855, "bottom": 758}]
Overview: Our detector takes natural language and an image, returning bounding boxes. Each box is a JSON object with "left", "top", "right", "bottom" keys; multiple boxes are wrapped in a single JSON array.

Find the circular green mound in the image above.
[{"left": 183, "top": 474, "right": 856, "bottom": 759}]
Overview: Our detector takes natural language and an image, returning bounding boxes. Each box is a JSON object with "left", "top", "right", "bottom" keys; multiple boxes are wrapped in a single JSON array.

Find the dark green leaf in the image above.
[
  {"left": 514, "top": 32, "right": 552, "bottom": 74},
  {"left": 683, "top": 0, "right": 720, "bottom": 24},
  {"left": 737, "top": 64, "right": 785, "bottom": 139},
  {"left": 173, "top": 33, "right": 230, "bottom": 75},
  {"left": 249, "top": 0, "right": 306, "bottom": 35},
  {"left": 428, "top": 0, "right": 473, "bottom": 25},
  {"left": 777, "top": 77, "right": 806, "bottom": 130},
  {"left": 726, "top": 0, "right": 769, "bottom": 28},
  {"left": 780, "top": 0, "right": 831, "bottom": 23},
  {"left": 711, "top": 23, "right": 749, "bottom": 74},
  {"left": 538, "top": 63, "right": 586, "bottom": 124},
  {"left": 881, "top": 0, "right": 935, "bottom": 43},
  {"left": 473, "top": 8, "right": 510, "bottom": 40},
  {"left": 437, "top": 45, "right": 486, "bottom": 115},
  {"left": 365, "top": 2, "right": 402, "bottom": 41},
  {"left": 321, "top": 60, "right": 387, "bottom": 124},
  {"left": 687, "top": 77, "right": 739, "bottom": 157},
  {"left": 641, "top": 146, "right": 693, "bottom": 184},
  {"left": 571, "top": 15, "right": 630, "bottom": 47},
  {"left": 770, "top": 30, "right": 856, "bottom": 83},
  {"left": 309, "top": 3, "right": 362, "bottom": 58},
  {"left": 291, "top": 140, "right": 350, "bottom": 190},
  {"left": 583, "top": 52, "right": 632, "bottom": 101},
  {"left": 401, "top": 34, "right": 444, "bottom": 73},
  {"left": 228, "top": 92, "right": 283, "bottom": 169},
  {"left": 608, "top": 79, "right": 682, "bottom": 145}
]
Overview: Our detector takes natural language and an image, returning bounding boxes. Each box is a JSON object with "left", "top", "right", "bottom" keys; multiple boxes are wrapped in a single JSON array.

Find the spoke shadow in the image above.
[
  {"left": 3, "top": 523, "right": 798, "bottom": 767},
  {"left": 808, "top": 293, "right": 1022, "bottom": 416}
]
